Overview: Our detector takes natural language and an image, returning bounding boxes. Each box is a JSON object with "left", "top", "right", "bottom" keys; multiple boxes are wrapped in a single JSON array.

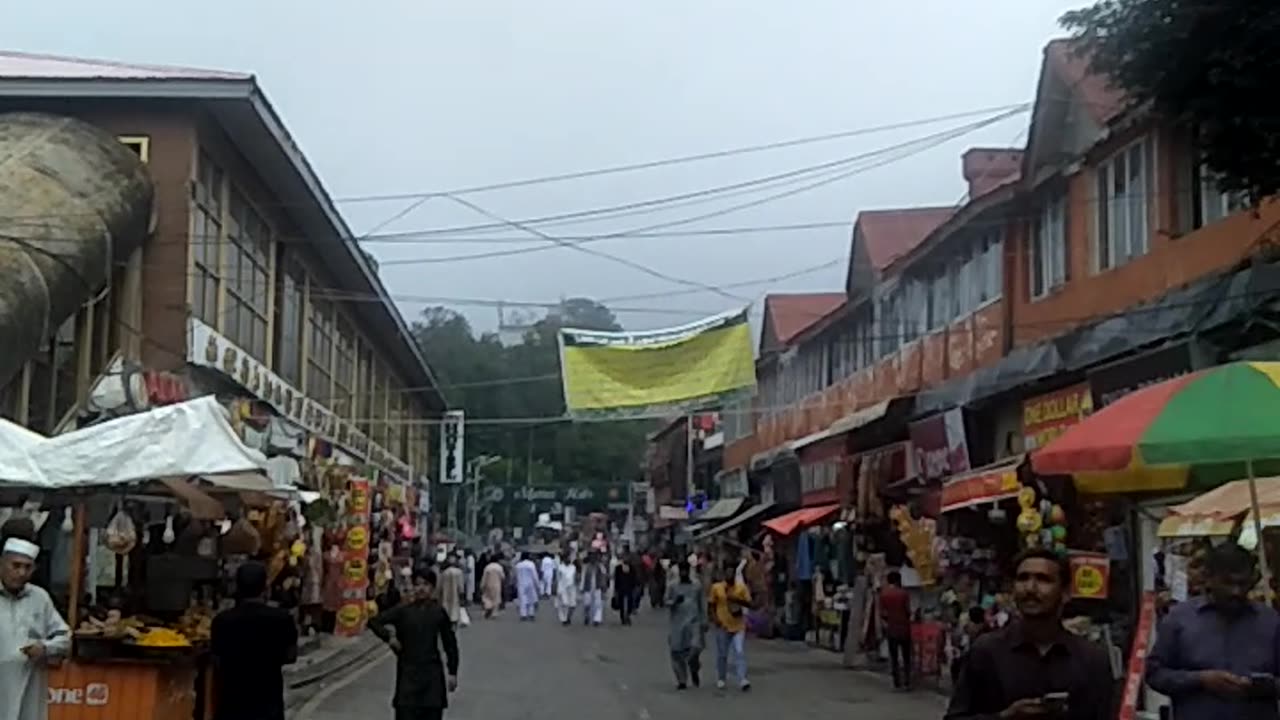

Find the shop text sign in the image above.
[
  {"left": 940, "top": 468, "right": 1019, "bottom": 513},
  {"left": 908, "top": 408, "right": 970, "bottom": 481},
  {"left": 50, "top": 683, "right": 109, "bottom": 706},
  {"left": 1022, "top": 383, "right": 1093, "bottom": 451},
  {"left": 1068, "top": 552, "right": 1110, "bottom": 599}
]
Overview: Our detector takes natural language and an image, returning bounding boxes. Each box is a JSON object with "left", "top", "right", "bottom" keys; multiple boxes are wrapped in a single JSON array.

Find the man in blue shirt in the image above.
[{"left": 1147, "top": 543, "right": 1280, "bottom": 720}]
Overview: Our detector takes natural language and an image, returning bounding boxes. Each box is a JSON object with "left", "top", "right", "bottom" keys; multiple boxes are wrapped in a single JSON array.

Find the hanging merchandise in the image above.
[
  {"left": 890, "top": 505, "right": 937, "bottom": 585},
  {"left": 162, "top": 515, "right": 176, "bottom": 545},
  {"left": 223, "top": 517, "right": 262, "bottom": 555},
  {"left": 60, "top": 507, "right": 73, "bottom": 534},
  {"left": 105, "top": 506, "right": 138, "bottom": 555}
]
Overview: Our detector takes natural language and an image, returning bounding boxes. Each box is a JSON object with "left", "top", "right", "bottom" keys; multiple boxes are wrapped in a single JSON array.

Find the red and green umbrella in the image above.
[{"left": 1032, "top": 361, "right": 1280, "bottom": 491}]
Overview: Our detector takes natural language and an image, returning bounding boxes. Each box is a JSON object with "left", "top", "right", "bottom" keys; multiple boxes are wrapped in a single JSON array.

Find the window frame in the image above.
[
  {"left": 1030, "top": 193, "right": 1068, "bottom": 300},
  {"left": 1095, "top": 136, "right": 1155, "bottom": 272}
]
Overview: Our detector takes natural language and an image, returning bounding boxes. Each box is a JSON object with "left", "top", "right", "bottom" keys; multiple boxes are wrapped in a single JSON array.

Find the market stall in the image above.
[{"left": 0, "top": 396, "right": 275, "bottom": 720}]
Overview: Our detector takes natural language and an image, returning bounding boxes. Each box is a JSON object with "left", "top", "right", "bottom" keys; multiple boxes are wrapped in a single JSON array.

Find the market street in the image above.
[{"left": 294, "top": 604, "right": 945, "bottom": 720}]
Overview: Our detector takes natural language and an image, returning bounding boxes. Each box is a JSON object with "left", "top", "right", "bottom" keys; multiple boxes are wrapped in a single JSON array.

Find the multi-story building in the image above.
[
  {"left": 719, "top": 37, "right": 1280, "bottom": 523},
  {"left": 0, "top": 51, "right": 443, "bottom": 481}
]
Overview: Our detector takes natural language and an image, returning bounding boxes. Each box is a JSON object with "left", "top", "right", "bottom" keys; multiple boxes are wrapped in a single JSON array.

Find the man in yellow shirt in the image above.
[{"left": 708, "top": 562, "right": 751, "bottom": 691}]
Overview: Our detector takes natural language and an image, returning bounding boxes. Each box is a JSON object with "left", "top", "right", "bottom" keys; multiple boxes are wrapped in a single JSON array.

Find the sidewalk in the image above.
[{"left": 284, "top": 633, "right": 384, "bottom": 714}]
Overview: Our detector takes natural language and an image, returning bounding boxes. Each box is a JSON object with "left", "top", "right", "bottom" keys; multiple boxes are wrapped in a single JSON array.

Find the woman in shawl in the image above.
[{"left": 665, "top": 560, "right": 706, "bottom": 690}]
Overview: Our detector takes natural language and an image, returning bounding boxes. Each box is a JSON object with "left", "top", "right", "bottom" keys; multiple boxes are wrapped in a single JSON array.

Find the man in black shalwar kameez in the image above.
[{"left": 370, "top": 569, "right": 461, "bottom": 720}]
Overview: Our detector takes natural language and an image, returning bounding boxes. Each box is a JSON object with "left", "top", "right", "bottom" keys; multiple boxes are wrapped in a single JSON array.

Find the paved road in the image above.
[{"left": 297, "top": 601, "right": 947, "bottom": 720}]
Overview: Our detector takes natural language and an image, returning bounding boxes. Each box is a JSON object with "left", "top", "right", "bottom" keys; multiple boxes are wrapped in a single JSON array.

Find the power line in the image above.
[{"left": 330, "top": 103, "right": 1031, "bottom": 203}]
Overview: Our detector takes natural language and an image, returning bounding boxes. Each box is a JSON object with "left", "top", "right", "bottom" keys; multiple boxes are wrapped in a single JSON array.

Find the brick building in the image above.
[{"left": 0, "top": 51, "right": 443, "bottom": 480}]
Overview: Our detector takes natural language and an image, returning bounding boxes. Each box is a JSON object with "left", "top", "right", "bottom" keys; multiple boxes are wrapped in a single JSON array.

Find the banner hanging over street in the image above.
[{"left": 558, "top": 307, "right": 756, "bottom": 419}]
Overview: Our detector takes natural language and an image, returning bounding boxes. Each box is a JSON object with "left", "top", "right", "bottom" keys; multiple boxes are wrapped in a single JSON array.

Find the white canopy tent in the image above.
[{"left": 0, "top": 395, "right": 266, "bottom": 490}]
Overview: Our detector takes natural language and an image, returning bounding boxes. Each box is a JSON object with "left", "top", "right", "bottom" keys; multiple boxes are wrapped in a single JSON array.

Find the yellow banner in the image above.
[{"left": 559, "top": 308, "right": 756, "bottom": 417}]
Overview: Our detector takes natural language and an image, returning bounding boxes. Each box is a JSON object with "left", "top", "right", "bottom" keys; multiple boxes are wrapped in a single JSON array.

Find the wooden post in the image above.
[{"left": 66, "top": 502, "right": 87, "bottom": 634}]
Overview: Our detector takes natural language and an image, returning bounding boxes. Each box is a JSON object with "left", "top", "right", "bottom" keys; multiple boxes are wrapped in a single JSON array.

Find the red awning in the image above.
[{"left": 763, "top": 504, "right": 839, "bottom": 536}]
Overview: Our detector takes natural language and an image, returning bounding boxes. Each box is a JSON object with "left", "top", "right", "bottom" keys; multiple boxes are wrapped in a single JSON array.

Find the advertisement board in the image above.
[
  {"left": 336, "top": 477, "right": 372, "bottom": 637},
  {"left": 1022, "top": 383, "right": 1093, "bottom": 451}
]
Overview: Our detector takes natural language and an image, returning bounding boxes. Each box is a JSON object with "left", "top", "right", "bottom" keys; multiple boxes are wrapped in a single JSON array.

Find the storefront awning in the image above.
[
  {"left": 699, "top": 498, "right": 745, "bottom": 522},
  {"left": 764, "top": 504, "right": 838, "bottom": 536},
  {"left": 1157, "top": 477, "right": 1280, "bottom": 538},
  {"left": 693, "top": 501, "right": 774, "bottom": 541},
  {"left": 940, "top": 455, "right": 1024, "bottom": 513}
]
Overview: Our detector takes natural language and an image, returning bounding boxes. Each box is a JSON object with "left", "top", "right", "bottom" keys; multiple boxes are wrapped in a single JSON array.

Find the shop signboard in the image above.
[
  {"left": 438, "top": 410, "right": 465, "bottom": 485},
  {"left": 336, "top": 477, "right": 373, "bottom": 637},
  {"left": 910, "top": 621, "right": 944, "bottom": 677},
  {"left": 1068, "top": 551, "right": 1110, "bottom": 599},
  {"left": 940, "top": 465, "right": 1020, "bottom": 513},
  {"left": 480, "top": 484, "right": 627, "bottom": 506},
  {"left": 1117, "top": 592, "right": 1157, "bottom": 720},
  {"left": 908, "top": 408, "right": 970, "bottom": 481},
  {"left": 187, "top": 318, "right": 410, "bottom": 479},
  {"left": 1088, "top": 342, "right": 1198, "bottom": 409},
  {"left": 1022, "top": 383, "right": 1093, "bottom": 451}
]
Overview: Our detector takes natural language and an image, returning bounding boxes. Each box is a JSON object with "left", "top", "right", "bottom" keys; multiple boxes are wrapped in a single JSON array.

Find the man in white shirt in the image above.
[{"left": 0, "top": 536, "right": 71, "bottom": 720}]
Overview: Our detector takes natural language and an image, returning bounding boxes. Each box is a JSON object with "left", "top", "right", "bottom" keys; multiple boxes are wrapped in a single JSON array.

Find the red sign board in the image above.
[
  {"left": 941, "top": 467, "right": 1020, "bottom": 513},
  {"left": 911, "top": 621, "right": 944, "bottom": 677},
  {"left": 1069, "top": 552, "right": 1110, "bottom": 599},
  {"left": 1117, "top": 592, "right": 1156, "bottom": 720},
  {"left": 1022, "top": 383, "right": 1093, "bottom": 451}
]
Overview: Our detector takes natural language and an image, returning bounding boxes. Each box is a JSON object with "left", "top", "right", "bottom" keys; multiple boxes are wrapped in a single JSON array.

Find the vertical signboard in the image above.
[
  {"left": 439, "top": 410, "right": 465, "bottom": 485},
  {"left": 336, "top": 477, "right": 372, "bottom": 637}
]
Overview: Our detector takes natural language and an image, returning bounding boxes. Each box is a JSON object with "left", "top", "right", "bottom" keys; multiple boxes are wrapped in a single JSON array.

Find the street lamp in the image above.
[{"left": 466, "top": 455, "right": 502, "bottom": 540}]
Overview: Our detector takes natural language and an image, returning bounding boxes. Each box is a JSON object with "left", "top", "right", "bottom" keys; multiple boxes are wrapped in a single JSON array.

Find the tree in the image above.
[
  {"left": 411, "top": 300, "right": 647, "bottom": 490},
  {"left": 1062, "top": 1, "right": 1280, "bottom": 199}
]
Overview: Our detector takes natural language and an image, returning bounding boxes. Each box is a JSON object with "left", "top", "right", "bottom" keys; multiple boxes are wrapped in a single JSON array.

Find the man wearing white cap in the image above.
[{"left": 0, "top": 535, "right": 70, "bottom": 720}]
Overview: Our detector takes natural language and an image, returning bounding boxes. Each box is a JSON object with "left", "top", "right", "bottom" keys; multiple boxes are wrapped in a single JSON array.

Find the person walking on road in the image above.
[
  {"left": 210, "top": 561, "right": 297, "bottom": 720},
  {"left": 462, "top": 550, "right": 476, "bottom": 606},
  {"left": 1146, "top": 543, "right": 1280, "bottom": 720},
  {"left": 515, "top": 553, "right": 540, "bottom": 621},
  {"left": 580, "top": 551, "right": 609, "bottom": 627},
  {"left": 369, "top": 570, "right": 460, "bottom": 720},
  {"left": 613, "top": 555, "right": 638, "bottom": 626},
  {"left": 945, "top": 548, "right": 1112, "bottom": 720},
  {"left": 539, "top": 553, "right": 556, "bottom": 598},
  {"left": 879, "top": 570, "right": 913, "bottom": 690},
  {"left": 437, "top": 556, "right": 465, "bottom": 627},
  {"left": 666, "top": 560, "right": 706, "bottom": 690},
  {"left": 480, "top": 556, "right": 505, "bottom": 619},
  {"left": 555, "top": 553, "right": 579, "bottom": 625},
  {"left": 708, "top": 561, "right": 752, "bottom": 692}
]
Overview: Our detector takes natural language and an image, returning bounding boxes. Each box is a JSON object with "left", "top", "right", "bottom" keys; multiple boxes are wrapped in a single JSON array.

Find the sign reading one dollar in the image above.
[{"left": 558, "top": 307, "right": 756, "bottom": 418}]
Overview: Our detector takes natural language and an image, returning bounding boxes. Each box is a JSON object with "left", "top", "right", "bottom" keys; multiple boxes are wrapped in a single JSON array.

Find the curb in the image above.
[{"left": 286, "top": 634, "right": 383, "bottom": 692}]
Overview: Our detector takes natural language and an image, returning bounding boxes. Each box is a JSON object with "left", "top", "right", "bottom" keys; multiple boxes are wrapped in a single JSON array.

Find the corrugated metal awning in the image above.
[{"left": 699, "top": 498, "right": 745, "bottom": 522}]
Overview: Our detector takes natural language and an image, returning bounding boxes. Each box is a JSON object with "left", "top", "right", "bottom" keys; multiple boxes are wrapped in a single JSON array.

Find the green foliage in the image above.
[
  {"left": 412, "top": 298, "right": 647, "bottom": 488},
  {"left": 1061, "top": 0, "right": 1280, "bottom": 199}
]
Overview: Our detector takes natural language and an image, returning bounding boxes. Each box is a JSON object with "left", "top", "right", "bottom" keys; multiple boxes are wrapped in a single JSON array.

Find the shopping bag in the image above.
[{"left": 458, "top": 607, "right": 471, "bottom": 628}]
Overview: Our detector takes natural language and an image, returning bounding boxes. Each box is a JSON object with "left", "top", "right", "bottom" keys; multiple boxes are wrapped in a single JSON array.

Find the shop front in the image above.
[{"left": 0, "top": 396, "right": 281, "bottom": 720}]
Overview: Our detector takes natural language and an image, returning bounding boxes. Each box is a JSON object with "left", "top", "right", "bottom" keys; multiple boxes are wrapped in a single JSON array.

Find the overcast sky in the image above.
[{"left": 8, "top": 1, "right": 1082, "bottom": 334}]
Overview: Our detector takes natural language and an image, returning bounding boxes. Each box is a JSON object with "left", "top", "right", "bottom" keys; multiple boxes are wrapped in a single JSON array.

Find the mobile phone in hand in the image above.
[{"left": 1041, "top": 692, "right": 1069, "bottom": 714}]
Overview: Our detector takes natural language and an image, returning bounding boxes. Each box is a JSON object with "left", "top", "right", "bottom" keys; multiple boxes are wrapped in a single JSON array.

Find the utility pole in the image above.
[{"left": 685, "top": 414, "right": 695, "bottom": 500}]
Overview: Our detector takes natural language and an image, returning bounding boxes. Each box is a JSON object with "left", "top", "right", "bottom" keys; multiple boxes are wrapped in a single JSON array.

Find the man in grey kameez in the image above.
[
  {"left": 0, "top": 537, "right": 71, "bottom": 720},
  {"left": 665, "top": 560, "right": 706, "bottom": 690}
]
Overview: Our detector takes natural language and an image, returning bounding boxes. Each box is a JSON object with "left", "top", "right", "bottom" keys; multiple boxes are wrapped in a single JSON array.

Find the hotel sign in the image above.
[{"left": 187, "top": 318, "right": 411, "bottom": 479}]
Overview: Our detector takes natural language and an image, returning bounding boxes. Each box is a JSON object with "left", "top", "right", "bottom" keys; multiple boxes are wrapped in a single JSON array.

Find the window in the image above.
[
  {"left": 1096, "top": 137, "right": 1154, "bottom": 270},
  {"left": 307, "top": 299, "right": 334, "bottom": 400},
  {"left": 982, "top": 230, "right": 1003, "bottom": 303},
  {"left": 927, "top": 266, "right": 952, "bottom": 330},
  {"left": 118, "top": 136, "right": 150, "bottom": 163},
  {"left": 1197, "top": 167, "right": 1250, "bottom": 227},
  {"left": 357, "top": 346, "right": 374, "bottom": 435},
  {"left": 224, "top": 190, "right": 270, "bottom": 360},
  {"left": 191, "top": 152, "right": 224, "bottom": 327},
  {"left": 1031, "top": 194, "right": 1067, "bottom": 299},
  {"left": 333, "top": 317, "right": 356, "bottom": 417},
  {"left": 275, "top": 256, "right": 305, "bottom": 386}
]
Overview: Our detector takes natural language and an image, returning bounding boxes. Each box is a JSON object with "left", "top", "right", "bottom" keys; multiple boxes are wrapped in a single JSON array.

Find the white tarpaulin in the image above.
[
  {"left": 13, "top": 395, "right": 265, "bottom": 489},
  {"left": 0, "top": 418, "right": 50, "bottom": 485}
]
